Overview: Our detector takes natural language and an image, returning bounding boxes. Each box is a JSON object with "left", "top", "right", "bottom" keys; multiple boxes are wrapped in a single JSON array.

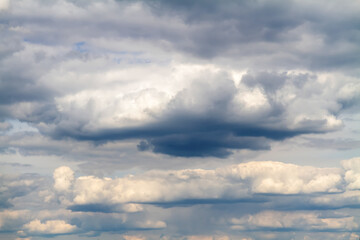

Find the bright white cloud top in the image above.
[{"left": 0, "top": 0, "right": 360, "bottom": 239}]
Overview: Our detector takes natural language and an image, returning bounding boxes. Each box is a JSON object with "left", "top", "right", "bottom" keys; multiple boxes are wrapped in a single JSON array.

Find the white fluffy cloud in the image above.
[
  {"left": 53, "top": 166, "right": 74, "bottom": 192},
  {"left": 342, "top": 157, "right": 360, "bottom": 190},
  {"left": 185, "top": 236, "right": 230, "bottom": 240},
  {"left": 71, "top": 168, "right": 247, "bottom": 204},
  {"left": 122, "top": 235, "right": 147, "bottom": 240},
  {"left": 221, "top": 161, "right": 343, "bottom": 194},
  {"left": 0, "top": 0, "right": 9, "bottom": 11},
  {"left": 23, "top": 219, "right": 77, "bottom": 235},
  {"left": 52, "top": 160, "right": 345, "bottom": 206}
]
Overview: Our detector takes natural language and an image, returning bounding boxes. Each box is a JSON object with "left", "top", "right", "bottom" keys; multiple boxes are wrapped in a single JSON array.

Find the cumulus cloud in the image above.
[
  {"left": 221, "top": 161, "right": 343, "bottom": 194},
  {"left": 53, "top": 166, "right": 74, "bottom": 192},
  {"left": 54, "top": 161, "right": 344, "bottom": 209},
  {"left": 122, "top": 235, "right": 146, "bottom": 240},
  {"left": 42, "top": 70, "right": 346, "bottom": 158},
  {"left": 342, "top": 157, "right": 360, "bottom": 190},
  {"left": 71, "top": 170, "right": 247, "bottom": 205},
  {"left": 0, "top": 0, "right": 9, "bottom": 11},
  {"left": 23, "top": 219, "right": 77, "bottom": 235}
]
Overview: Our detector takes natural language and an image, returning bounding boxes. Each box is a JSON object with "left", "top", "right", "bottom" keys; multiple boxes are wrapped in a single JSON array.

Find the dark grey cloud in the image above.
[
  {"left": 143, "top": 0, "right": 360, "bottom": 70},
  {"left": 0, "top": 28, "right": 58, "bottom": 122},
  {"left": 0, "top": 21, "right": 52, "bottom": 107},
  {"left": 2, "top": 0, "right": 358, "bottom": 71},
  {"left": 337, "top": 89, "right": 360, "bottom": 114},
  {"left": 303, "top": 137, "right": 360, "bottom": 150},
  {"left": 68, "top": 203, "right": 145, "bottom": 214},
  {"left": 141, "top": 197, "right": 267, "bottom": 209},
  {"left": 147, "top": 134, "right": 270, "bottom": 158},
  {"left": 46, "top": 110, "right": 313, "bottom": 158},
  {"left": 0, "top": 173, "right": 42, "bottom": 209},
  {"left": 0, "top": 73, "right": 51, "bottom": 106},
  {"left": 242, "top": 71, "right": 288, "bottom": 93},
  {"left": 68, "top": 204, "right": 122, "bottom": 213},
  {"left": 68, "top": 213, "right": 166, "bottom": 233}
]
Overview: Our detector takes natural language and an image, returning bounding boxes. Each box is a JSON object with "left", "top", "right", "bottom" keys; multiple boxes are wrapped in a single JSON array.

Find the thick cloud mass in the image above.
[
  {"left": 41, "top": 71, "right": 345, "bottom": 157},
  {"left": 1, "top": 0, "right": 360, "bottom": 239},
  {"left": 23, "top": 219, "right": 77, "bottom": 235},
  {"left": 62, "top": 161, "right": 344, "bottom": 207}
]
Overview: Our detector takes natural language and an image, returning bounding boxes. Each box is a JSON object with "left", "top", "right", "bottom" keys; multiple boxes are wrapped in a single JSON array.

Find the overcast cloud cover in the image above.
[{"left": 1, "top": 0, "right": 360, "bottom": 239}]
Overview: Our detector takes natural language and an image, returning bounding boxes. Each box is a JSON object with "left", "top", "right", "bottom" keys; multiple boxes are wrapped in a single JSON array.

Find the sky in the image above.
[{"left": 0, "top": 0, "right": 360, "bottom": 239}]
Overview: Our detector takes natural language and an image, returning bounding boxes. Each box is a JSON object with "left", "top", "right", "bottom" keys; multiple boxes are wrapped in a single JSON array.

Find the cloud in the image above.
[
  {"left": 230, "top": 211, "right": 358, "bottom": 231},
  {"left": 185, "top": 236, "right": 226, "bottom": 240},
  {"left": 0, "top": 122, "right": 11, "bottom": 132},
  {"left": 68, "top": 203, "right": 143, "bottom": 213},
  {"left": 43, "top": 71, "right": 344, "bottom": 158},
  {"left": 187, "top": 236, "right": 231, "bottom": 240},
  {"left": 342, "top": 157, "right": 360, "bottom": 190},
  {"left": 0, "top": 210, "right": 29, "bottom": 232},
  {"left": 122, "top": 235, "right": 146, "bottom": 240},
  {"left": 53, "top": 161, "right": 343, "bottom": 209},
  {"left": 68, "top": 212, "right": 166, "bottom": 233},
  {"left": 145, "top": 0, "right": 360, "bottom": 70},
  {"left": 222, "top": 161, "right": 343, "bottom": 194},
  {"left": 0, "top": 173, "right": 42, "bottom": 209},
  {"left": 22, "top": 219, "right": 77, "bottom": 235},
  {"left": 0, "top": 0, "right": 9, "bottom": 11},
  {"left": 302, "top": 137, "right": 360, "bottom": 150},
  {"left": 70, "top": 170, "right": 248, "bottom": 205},
  {"left": 53, "top": 166, "right": 74, "bottom": 192},
  {"left": 159, "top": 235, "right": 234, "bottom": 240}
]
